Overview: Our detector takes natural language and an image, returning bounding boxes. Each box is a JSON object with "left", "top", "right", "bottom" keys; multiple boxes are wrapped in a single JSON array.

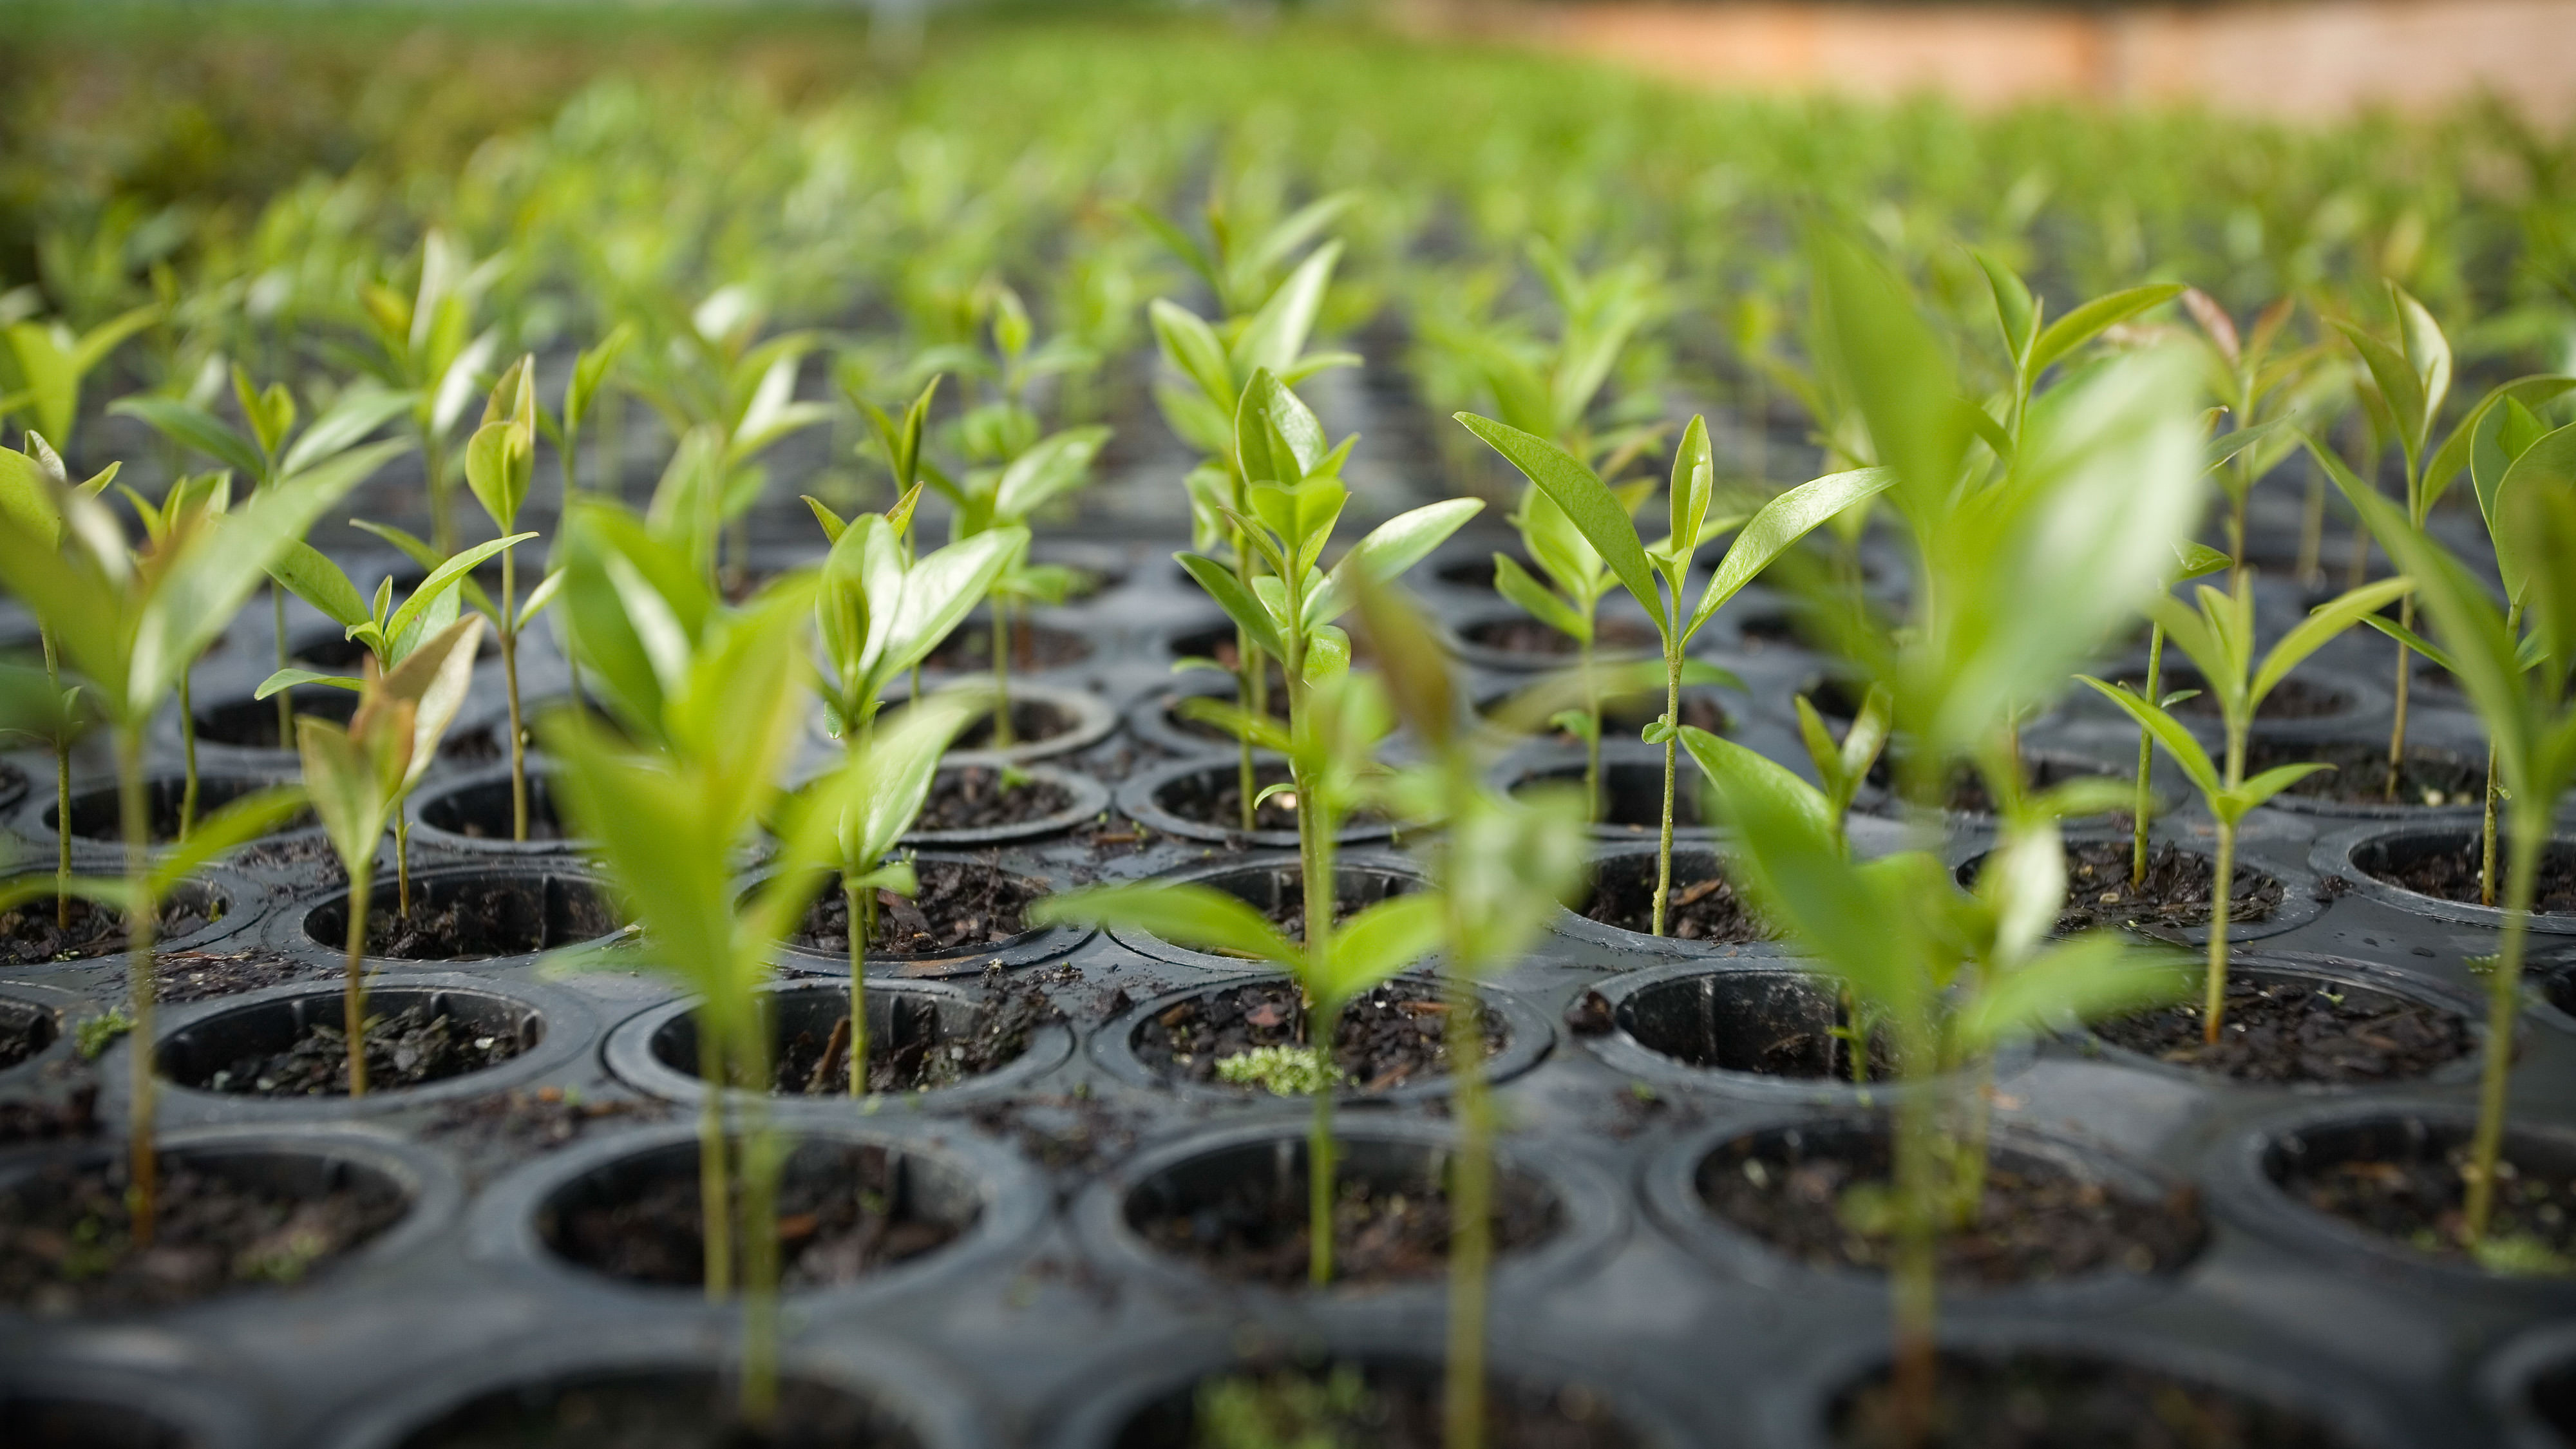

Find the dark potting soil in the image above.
[
  {"left": 1831, "top": 1354, "right": 2348, "bottom": 1449},
  {"left": 109, "top": 948, "right": 335, "bottom": 1004},
  {"left": 1130, "top": 978, "right": 1500, "bottom": 1094},
  {"left": 1580, "top": 868, "right": 1774, "bottom": 943},
  {"left": 232, "top": 831, "right": 347, "bottom": 884},
  {"left": 0, "top": 893, "right": 220, "bottom": 964},
  {"left": 193, "top": 1001, "right": 526, "bottom": 1097},
  {"left": 1159, "top": 761, "right": 1387, "bottom": 837},
  {"left": 549, "top": 1142, "right": 960, "bottom": 1290},
  {"left": 770, "top": 982, "right": 1059, "bottom": 1095},
  {"left": 2142, "top": 670, "right": 2352, "bottom": 722},
  {"left": 2276, "top": 1133, "right": 2576, "bottom": 1273},
  {"left": 2053, "top": 839, "right": 2284, "bottom": 934},
  {"left": 1122, "top": 1361, "right": 1640, "bottom": 1449},
  {"left": 924, "top": 621, "right": 1092, "bottom": 674},
  {"left": 397, "top": 1372, "right": 922, "bottom": 1449},
  {"left": 2094, "top": 975, "right": 2473, "bottom": 1085},
  {"left": 1133, "top": 1163, "right": 1560, "bottom": 1287},
  {"left": 435, "top": 795, "right": 571, "bottom": 842},
  {"left": 2361, "top": 836, "right": 2576, "bottom": 914},
  {"left": 1459, "top": 616, "right": 1662, "bottom": 657},
  {"left": 1696, "top": 1130, "right": 2202, "bottom": 1285},
  {"left": 914, "top": 766, "right": 1074, "bottom": 833},
  {"left": 951, "top": 697, "right": 1083, "bottom": 752},
  {"left": 2240, "top": 737, "right": 2486, "bottom": 809},
  {"left": 0, "top": 1017, "right": 42, "bottom": 1071},
  {"left": 795, "top": 860, "right": 1042, "bottom": 955},
  {"left": 0, "top": 1157, "right": 405, "bottom": 1314},
  {"left": 364, "top": 883, "right": 623, "bottom": 960},
  {"left": 0, "top": 1083, "right": 98, "bottom": 1146}
]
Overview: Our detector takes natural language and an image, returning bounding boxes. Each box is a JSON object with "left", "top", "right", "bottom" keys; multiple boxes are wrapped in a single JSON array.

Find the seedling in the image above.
[
  {"left": 0, "top": 301, "right": 159, "bottom": 453},
  {"left": 1490, "top": 478, "right": 1653, "bottom": 822},
  {"left": 1458, "top": 410, "right": 1890, "bottom": 934},
  {"left": 2176, "top": 289, "right": 2336, "bottom": 578},
  {"left": 461, "top": 356, "right": 549, "bottom": 842},
  {"left": 0, "top": 435, "right": 113, "bottom": 914},
  {"left": 354, "top": 229, "right": 500, "bottom": 554},
  {"left": 2081, "top": 574, "right": 2412, "bottom": 1038},
  {"left": 294, "top": 617, "right": 482, "bottom": 1095},
  {"left": 2127, "top": 542, "right": 2235, "bottom": 887}
]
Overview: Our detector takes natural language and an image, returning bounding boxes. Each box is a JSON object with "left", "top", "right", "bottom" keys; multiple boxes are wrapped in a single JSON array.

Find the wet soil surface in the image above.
[
  {"left": 1123, "top": 1361, "right": 1640, "bottom": 1449},
  {"left": 399, "top": 1372, "right": 922, "bottom": 1449},
  {"left": 1131, "top": 978, "right": 1500, "bottom": 1094},
  {"left": 1580, "top": 867, "right": 1774, "bottom": 943},
  {"left": 107, "top": 948, "right": 336, "bottom": 1004},
  {"left": 1460, "top": 616, "right": 1662, "bottom": 657},
  {"left": 2051, "top": 839, "right": 2284, "bottom": 934},
  {"left": 1158, "top": 761, "right": 1385, "bottom": 837},
  {"left": 2240, "top": 738, "right": 2486, "bottom": 809},
  {"left": 0, "top": 893, "right": 221, "bottom": 964},
  {"left": 1134, "top": 1164, "right": 1559, "bottom": 1287},
  {"left": 795, "top": 860, "right": 1043, "bottom": 955},
  {"left": 771, "top": 983, "right": 1059, "bottom": 1095},
  {"left": 2360, "top": 836, "right": 2576, "bottom": 914},
  {"left": 0, "top": 1157, "right": 405, "bottom": 1313},
  {"left": 913, "top": 766, "right": 1074, "bottom": 833},
  {"left": 362, "top": 883, "right": 623, "bottom": 960},
  {"left": 2096, "top": 975, "right": 2473, "bottom": 1084},
  {"left": 192, "top": 1001, "right": 526, "bottom": 1097},
  {"left": 1832, "top": 1354, "right": 2345, "bottom": 1448},
  {"left": 232, "top": 831, "right": 347, "bottom": 885},
  {"left": 1697, "top": 1129, "right": 2203, "bottom": 1285},
  {"left": 549, "top": 1142, "right": 961, "bottom": 1290},
  {"left": 2277, "top": 1133, "right": 2576, "bottom": 1272},
  {"left": 951, "top": 697, "right": 1083, "bottom": 752},
  {"left": 924, "top": 621, "right": 1092, "bottom": 674}
]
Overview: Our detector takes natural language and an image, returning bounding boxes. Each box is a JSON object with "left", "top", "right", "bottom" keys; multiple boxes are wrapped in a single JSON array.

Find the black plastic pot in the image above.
[
  {"left": 1116, "top": 755, "right": 1398, "bottom": 850},
  {"left": 2483, "top": 1320, "right": 2576, "bottom": 1449},
  {"left": 1955, "top": 828, "right": 2329, "bottom": 947},
  {"left": 901, "top": 762, "right": 1111, "bottom": 846},
  {"left": 144, "top": 973, "right": 594, "bottom": 1120},
  {"left": 938, "top": 680, "right": 1122, "bottom": 767},
  {"left": 1103, "top": 855, "right": 1424, "bottom": 971},
  {"left": 0, "top": 980, "right": 73, "bottom": 1085},
  {"left": 758, "top": 855, "right": 1090, "bottom": 980},
  {"left": 1503, "top": 745, "right": 1718, "bottom": 842},
  {"left": 30, "top": 768, "right": 310, "bottom": 855},
  {"left": 2314, "top": 822, "right": 2576, "bottom": 936},
  {"left": 0, "top": 865, "right": 262, "bottom": 968},
  {"left": 2074, "top": 951, "right": 2488, "bottom": 1091},
  {"left": 1548, "top": 842, "right": 1787, "bottom": 959},
  {"left": 603, "top": 978, "right": 1075, "bottom": 1112},
  {"left": 185, "top": 683, "right": 359, "bottom": 759},
  {"left": 1122, "top": 671, "right": 1289, "bottom": 757},
  {"left": 272, "top": 862, "right": 627, "bottom": 969},
  {"left": 405, "top": 764, "right": 578, "bottom": 855},
  {"left": 0, "top": 1357, "right": 272, "bottom": 1449}
]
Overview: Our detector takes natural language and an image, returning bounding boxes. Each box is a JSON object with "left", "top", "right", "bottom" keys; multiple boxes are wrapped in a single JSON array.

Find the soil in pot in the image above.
[
  {"left": 1129, "top": 1147, "right": 1559, "bottom": 1288},
  {"left": 393, "top": 1370, "right": 921, "bottom": 1449},
  {"left": 912, "top": 766, "right": 1074, "bottom": 833},
  {"left": 0, "top": 1001, "right": 55, "bottom": 1070},
  {"left": 1578, "top": 855, "right": 1772, "bottom": 943},
  {"left": 1696, "top": 1124, "right": 2202, "bottom": 1284},
  {"left": 57, "top": 775, "right": 317, "bottom": 845},
  {"left": 1830, "top": 1352, "right": 2349, "bottom": 1449},
  {"left": 231, "top": 831, "right": 347, "bottom": 884},
  {"left": 0, "top": 891, "right": 222, "bottom": 965},
  {"left": 1157, "top": 761, "right": 1387, "bottom": 837},
  {"left": 185, "top": 1000, "right": 528, "bottom": 1097},
  {"left": 418, "top": 777, "right": 572, "bottom": 842},
  {"left": 349, "top": 877, "right": 623, "bottom": 961},
  {"left": 1610, "top": 971, "right": 1896, "bottom": 1081},
  {"left": 193, "top": 687, "right": 357, "bottom": 750},
  {"left": 547, "top": 1140, "right": 961, "bottom": 1290},
  {"left": 923, "top": 620, "right": 1092, "bottom": 673},
  {"left": 949, "top": 697, "right": 1087, "bottom": 752},
  {"left": 2355, "top": 834, "right": 2576, "bottom": 914},
  {"left": 109, "top": 947, "right": 337, "bottom": 1004},
  {"left": 1117, "top": 1359, "right": 1639, "bottom": 1449},
  {"left": 2237, "top": 737, "right": 2486, "bottom": 810},
  {"left": 1459, "top": 615, "right": 1662, "bottom": 658},
  {"left": 2269, "top": 1119, "right": 2576, "bottom": 1273},
  {"left": 0, "top": 1155, "right": 406, "bottom": 1313},
  {"left": 2051, "top": 840, "right": 2284, "bottom": 934},
  {"left": 2093, "top": 973, "right": 2472, "bottom": 1085},
  {"left": 794, "top": 861, "right": 1043, "bottom": 955},
  {"left": 1130, "top": 978, "right": 1501, "bottom": 1094},
  {"left": 769, "top": 981, "right": 1058, "bottom": 1095}
]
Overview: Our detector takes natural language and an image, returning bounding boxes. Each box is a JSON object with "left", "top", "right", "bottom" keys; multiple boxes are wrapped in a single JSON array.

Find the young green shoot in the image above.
[{"left": 463, "top": 355, "right": 546, "bottom": 841}]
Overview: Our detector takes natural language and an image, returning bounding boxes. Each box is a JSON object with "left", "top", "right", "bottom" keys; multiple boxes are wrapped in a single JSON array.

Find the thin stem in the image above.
[
  {"left": 504, "top": 547, "right": 527, "bottom": 842},
  {"left": 696, "top": 1012, "right": 732, "bottom": 1299},
  {"left": 989, "top": 598, "right": 1015, "bottom": 750},
  {"left": 273, "top": 583, "right": 292, "bottom": 749},
  {"left": 178, "top": 674, "right": 198, "bottom": 843},
  {"left": 43, "top": 626, "right": 68, "bottom": 930},
  {"left": 2385, "top": 594, "right": 2414, "bottom": 800},
  {"left": 1886, "top": 997, "right": 1939, "bottom": 1449},
  {"left": 846, "top": 878, "right": 871, "bottom": 1097},
  {"left": 2132, "top": 625, "right": 2164, "bottom": 889},
  {"left": 737, "top": 1030, "right": 781, "bottom": 1427},
  {"left": 396, "top": 820, "right": 412, "bottom": 918},
  {"left": 1442, "top": 983, "right": 1491, "bottom": 1449},
  {"left": 1309, "top": 1047, "right": 1336, "bottom": 1287},
  {"left": 2295, "top": 464, "right": 2327, "bottom": 585},
  {"left": 117, "top": 726, "right": 158, "bottom": 1247},
  {"left": 2463, "top": 811, "right": 2541, "bottom": 1244},
  {"left": 1651, "top": 643, "right": 1680, "bottom": 936},
  {"left": 2483, "top": 741, "right": 2501, "bottom": 908},
  {"left": 343, "top": 859, "right": 372, "bottom": 1097},
  {"left": 2205, "top": 819, "right": 2235, "bottom": 1045},
  {"left": 1580, "top": 630, "right": 1601, "bottom": 826}
]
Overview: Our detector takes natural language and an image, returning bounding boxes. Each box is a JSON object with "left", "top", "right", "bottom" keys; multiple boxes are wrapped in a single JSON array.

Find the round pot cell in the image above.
[
  {"left": 2232, "top": 736, "right": 2491, "bottom": 818},
  {"left": 1854, "top": 748, "right": 2148, "bottom": 822},
  {"left": 0, "top": 1362, "right": 267, "bottom": 1449},
  {"left": 1963, "top": 831, "right": 2323, "bottom": 946},
  {"left": 0, "top": 982, "right": 75, "bottom": 1086},
  {"left": 1507, "top": 750, "right": 1715, "bottom": 842},
  {"left": 2483, "top": 1320, "right": 2576, "bottom": 1449},
  {"left": 767, "top": 855, "right": 1086, "bottom": 978},
  {"left": 0, "top": 868, "right": 254, "bottom": 967},
  {"left": 2082, "top": 953, "right": 2481, "bottom": 1089},
  {"left": 1443, "top": 605, "right": 1663, "bottom": 672},
  {"left": 606, "top": 978, "right": 1072, "bottom": 1109},
  {"left": 37, "top": 770, "right": 311, "bottom": 852},
  {"left": 933, "top": 680, "right": 1119, "bottom": 766},
  {"left": 1079, "top": 1119, "right": 1624, "bottom": 1298},
  {"left": 407, "top": 766, "right": 578, "bottom": 853},
  {"left": 900, "top": 762, "right": 1109, "bottom": 846},
  {"left": 1117, "top": 756, "right": 1397, "bottom": 850},
  {"left": 2314, "top": 822, "right": 2576, "bottom": 936},
  {"left": 2058, "top": 658, "right": 2390, "bottom": 743},
  {"left": 1124, "top": 670, "right": 1289, "bottom": 756},
  {"left": 920, "top": 614, "right": 1096, "bottom": 676},
  {"left": 289, "top": 864, "right": 625, "bottom": 967},
  {"left": 1553, "top": 844, "right": 1783, "bottom": 954},
  {"left": 1104, "top": 855, "right": 1425, "bottom": 971},
  {"left": 0, "top": 1125, "right": 455, "bottom": 1316},
  {"left": 189, "top": 683, "right": 358, "bottom": 754},
  {"left": 151, "top": 974, "right": 589, "bottom": 1115}
]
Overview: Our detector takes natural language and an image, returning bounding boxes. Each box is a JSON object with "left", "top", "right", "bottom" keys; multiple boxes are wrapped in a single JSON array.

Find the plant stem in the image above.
[
  {"left": 2463, "top": 810, "right": 2541, "bottom": 1244},
  {"left": 2385, "top": 594, "right": 2414, "bottom": 800},
  {"left": 273, "top": 583, "right": 292, "bottom": 748},
  {"left": 2483, "top": 741, "right": 2501, "bottom": 908},
  {"left": 2205, "top": 819, "right": 2235, "bottom": 1046},
  {"left": 2296, "top": 464, "right": 2327, "bottom": 585},
  {"left": 697, "top": 1013, "right": 732, "bottom": 1298},
  {"left": 989, "top": 598, "right": 1015, "bottom": 750},
  {"left": 504, "top": 547, "right": 527, "bottom": 842},
  {"left": 1309, "top": 1043, "right": 1336, "bottom": 1287},
  {"left": 2132, "top": 625, "right": 2164, "bottom": 888},
  {"left": 846, "top": 878, "right": 872, "bottom": 1097},
  {"left": 736, "top": 1030, "right": 781, "bottom": 1427},
  {"left": 344, "top": 858, "right": 371, "bottom": 1097},
  {"left": 117, "top": 726, "right": 158, "bottom": 1247},
  {"left": 177, "top": 674, "right": 198, "bottom": 843},
  {"left": 1580, "top": 632, "right": 1601, "bottom": 826},
  {"left": 396, "top": 820, "right": 412, "bottom": 916},
  {"left": 42, "top": 627, "right": 68, "bottom": 929},
  {"left": 1887, "top": 1000, "right": 1939, "bottom": 1449},
  {"left": 1650, "top": 643, "right": 1680, "bottom": 936},
  {"left": 1442, "top": 981, "right": 1491, "bottom": 1449}
]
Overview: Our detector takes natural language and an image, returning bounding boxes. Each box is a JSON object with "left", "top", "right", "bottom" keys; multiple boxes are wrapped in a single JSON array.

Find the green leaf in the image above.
[
  {"left": 267, "top": 540, "right": 371, "bottom": 629},
  {"left": 464, "top": 419, "right": 533, "bottom": 531},
  {"left": 1683, "top": 726, "right": 1834, "bottom": 844},
  {"left": 2221, "top": 762, "right": 2335, "bottom": 822},
  {"left": 2078, "top": 676, "right": 2222, "bottom": 803},
  {"left": 1687, "top": 467, "right": 1897, "bottom": 639},
  {"left": 1176, "top": 552, "right": 1285, "bottom": 661},
  {"left": 1028, "top": 882, "right": 1298, "bottom": 969},
  {"left": 1309, "top": 497, "right": 1484, "bottom": 625},
  {"left": 281, "top": 385, "right": 415, "bottom": 478},
  {"left": 379, "top": 615, "right": 486, "bottom": 791},
  {"left": 2336, "top": 322, "right": 2427, "bottom": 473},
  {"left": 1457, "top": 413, "right": 1657, "bottom": 620},
  {"left": 1235, "top": 369, "right": 1327, "bottom": 488},
  {"left": 1492, "top": 554, "right": 1586, "bottom": 640},
  {"left": 147, "top": 784, "right": 309, "bottom": 898},
  {"left": 256, "top": 668, "right": 362, "bottom": 700},
  {"left": 871, "top": 527, "right": 1027, "bottom": 688},
  {"left": 1812, "top": 234, "right": 1964, "bottom": 524},
  {"left": 1667, "top": 415, "right": 1714, "bottom": 561},
  {"left": 2027, "top": 283, "right": 2184, "bottom": 377},
  {"left": 1233, "top": 242, "right": 1341, "bottom": 379},
  {"left": 350, "top": 519, "right": 446, "bottom": 575},
  {"left": 1150, "top": 299, "right": 1234, "bottom": 414},
  {"left": 2251, "top": 577, "right": 2413, "bottom": 708},
  {"left": 1973, "top": 249, "right": 2040, "bottom": 366},
  {"left": 2392, "top": 285, "right": 2453, "bottom": 451},
  {"left": 2429, "top": 376, "right": 2576, "bottom": 516},
  {"left": 2173, "top": 540, "right": 2233, "bottom": 582},
  {"left": 1955, "top": 936, "right": 2189, "bottom": 1054},
  {"left": 2492, "top": 422, "right": 2576, "bottom": 609},
  {"left": 388, "top": 533, "right": 535, "bottom": 647},
  {"left": 801, "top": 495, "right": 848, "bottom": 545},
  {"left": 111, "top": 397, "right": 265, "bottom": 481},
  {"left": 1314, "top": 893, "right": 1443, "bottom": 1010},
  {"left": 296, "top": 716, "right": 397, "bottom": 874}
]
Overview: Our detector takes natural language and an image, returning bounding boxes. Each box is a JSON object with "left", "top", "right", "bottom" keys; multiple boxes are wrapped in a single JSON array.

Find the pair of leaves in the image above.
[
  {"left": 261, "top": 531, "right": 535, "bottom": 697},
  {"left": 296, "top": 616, "right": 485, "bottom": 873},
  {"left": 1033, "top": 881, "right": 1442, "bottom": 1017},
  {"left": 3, "top": 304, "right": 158, "bottom": 448}
]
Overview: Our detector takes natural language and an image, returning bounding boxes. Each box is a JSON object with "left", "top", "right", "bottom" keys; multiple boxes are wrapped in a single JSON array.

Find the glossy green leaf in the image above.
[
  {"left": 1667, "top": 415, "right": 1714, "bottom": 561},
  {"left": 1457, "top": 413, "right": 1656, "bottom": 618},
  {"left": 1687, "top": 467, "right": 1896, "bottom": 639},
  {"left": 1028, "top": 882, "right": 1297, "bottom": 969},
  {"left": 1314, "top": 893, "right": 1442, "bottom": 1010},
  {"left": 1682, "top": 726, "right": 1833, "bottom": 844},
  {"left": 2027, "top": 283, "right": 2184, "bottom": 378},
  {"left": 1176, "top": 552, "right": 1284, "bottom": 661},
  {"left": 2078, "top": 676, "right": 2221, "bottom": 802},
  {"left": 111, "top": 397, "right": 267, "bottom": 481},
  {"left": 2251, "top": 577, "right": 2413, "bottom": 709},
  {"left": 255, "top": 667, "right": 361, "bottom": 699},
  {"left": 1309, "top": 497, "right": 1482, "bottom": 626},
  {"left": 268, "top": 540, "right": 371, "bottom": 629},
  {"left": 281, "top": 386, "right": 415, "bottom": 478}
]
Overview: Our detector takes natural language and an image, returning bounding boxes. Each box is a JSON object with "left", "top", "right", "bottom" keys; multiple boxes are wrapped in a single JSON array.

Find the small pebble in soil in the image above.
[
  {"left": 2094, "top": 974, "right": 2472, "bottom": 1084},
  {"left": 796, "top": 860, "right": 1041, "bottom": 954},
  {"left": 1131, "top": 979, "right": 1499, "bottom": 1094},
  {"left": 1832, "top": 1353, "right": 2347, "bottom": 1448},
  {"left": 2052, "top": 839, "right": 2283, "bottom": 934},
  {"left": 0, "top": 1157, "right": 405, "bottom": 1314},
  {"left": 195, "top": 1001, "right": 526, "bottom": 1096}
]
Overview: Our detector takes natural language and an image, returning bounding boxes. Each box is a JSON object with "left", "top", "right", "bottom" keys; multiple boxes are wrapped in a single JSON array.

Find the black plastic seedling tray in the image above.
[{"left": 3, "top": 498, "right": 2573, "bottom": 1449}]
